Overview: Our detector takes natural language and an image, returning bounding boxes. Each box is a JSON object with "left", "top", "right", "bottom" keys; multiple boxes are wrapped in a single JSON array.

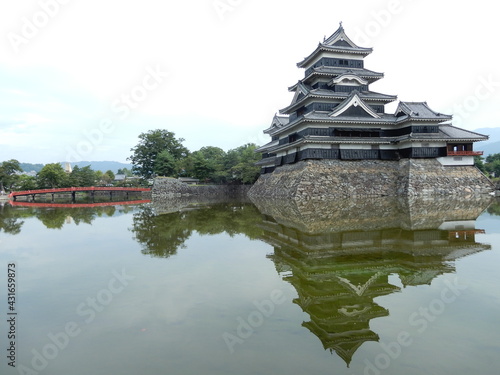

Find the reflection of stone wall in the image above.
[
  {"left": 248, "top": 159, "right": 494, "bottom": 199},
  {"left": 251, "top": 195, "right": 493, "bottom": 233},
  {"left": 149, "top": 196, "right": 252, "bottom": 215},
  {"left": 151, "top": 178, "right": 251, "bottom": 201}
]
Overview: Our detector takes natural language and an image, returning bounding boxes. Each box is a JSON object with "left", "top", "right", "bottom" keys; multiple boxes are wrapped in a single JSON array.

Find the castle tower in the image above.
[{"left": 250, "top": 24, "right": 493, "bottom": 198}]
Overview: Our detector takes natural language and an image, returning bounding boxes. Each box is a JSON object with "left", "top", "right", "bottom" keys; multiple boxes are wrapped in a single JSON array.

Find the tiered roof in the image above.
[
  {"left": 257, "top": 23, "right": 488, "bottom": 170},
  {"left": 302, "top": 66, "right": 384, "bottom": 84},
  {"left": 297, "top": 23, "right": 373, "bottom": 68}
]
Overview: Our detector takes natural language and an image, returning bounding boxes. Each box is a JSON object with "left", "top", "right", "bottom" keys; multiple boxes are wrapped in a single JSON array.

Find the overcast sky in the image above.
[{"left": 1, "top": 0, "right": 499, "bottom": 164}]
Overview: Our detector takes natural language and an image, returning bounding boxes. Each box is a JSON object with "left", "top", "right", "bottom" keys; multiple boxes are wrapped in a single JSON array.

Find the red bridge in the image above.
[{"left": 8, "top": 187, "right": 150, "bottom": 201}]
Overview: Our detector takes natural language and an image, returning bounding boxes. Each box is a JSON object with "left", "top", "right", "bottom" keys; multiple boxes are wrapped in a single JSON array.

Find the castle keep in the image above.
[{"left": 249, "top": 24, "right": 494, "bottom": 199}]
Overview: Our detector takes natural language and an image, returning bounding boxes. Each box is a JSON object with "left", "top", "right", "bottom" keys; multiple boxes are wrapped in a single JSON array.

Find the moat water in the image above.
[{"left": 1, "top": 196, "right": 499, "bottom": 375}]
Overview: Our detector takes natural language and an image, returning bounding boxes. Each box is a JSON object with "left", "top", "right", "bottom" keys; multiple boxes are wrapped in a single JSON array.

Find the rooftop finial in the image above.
[{"left": 339, "top": 21, "right": 343, "bottom": 28}]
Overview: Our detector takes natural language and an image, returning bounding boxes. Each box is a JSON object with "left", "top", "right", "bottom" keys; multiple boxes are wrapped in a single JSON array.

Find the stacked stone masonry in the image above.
[
  {"left": 151, "top": 178, "right": 251, "bottom": 200},
  {"left": 248, "top": 159, "right": 494, "bottom": 200}
]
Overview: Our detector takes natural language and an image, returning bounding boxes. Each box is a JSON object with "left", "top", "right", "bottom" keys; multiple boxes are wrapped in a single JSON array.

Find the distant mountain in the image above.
[
  {"left": 481, "top": 142, "right": 500, "bottom": 157},
  {"left": 20, "top": 163, "right": 44, "bottom": 173},
  {"left": 61, "top": 161, "right": 133, "bottom": 173},
  {"left": 474, "top": 128, "right": 500, "bottom": 157}
]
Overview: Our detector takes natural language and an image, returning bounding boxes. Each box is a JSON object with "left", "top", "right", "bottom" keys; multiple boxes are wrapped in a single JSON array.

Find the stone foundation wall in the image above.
[
  {"left": 248, "top": 159, "right": 494, "bottom": 200},
  {"left": 404, "top": 159, "right": 494, "bottom": 196},
  {"left": 151, "top": 178, "right": 251, "bottom": 200}
]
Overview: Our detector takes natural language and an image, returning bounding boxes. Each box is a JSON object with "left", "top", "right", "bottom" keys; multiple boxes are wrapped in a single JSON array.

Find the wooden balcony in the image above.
[{"left": 447, "top": 150, "right": 484, "bottom": 156}]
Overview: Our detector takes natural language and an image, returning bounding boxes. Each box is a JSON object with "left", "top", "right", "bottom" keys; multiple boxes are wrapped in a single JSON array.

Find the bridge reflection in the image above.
[
  {"left": 0, "top": 199, "right": 150, "bottom": 232},
  {"left": 8, "top": 199, "right": 151, "bottom": 208}
]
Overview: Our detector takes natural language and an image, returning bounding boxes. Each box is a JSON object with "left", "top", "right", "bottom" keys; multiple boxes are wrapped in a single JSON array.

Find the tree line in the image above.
[
  {"left": 0, "top": 160, "right": 123, "bottom": 191},
  {"left": 1, "top": 129, "right": 261, "bottom": 192},
  {"left": 475, "top": 153, "right": 500, "bottom": 179},
  {"left": 128, "top": 129, "right": 261, "bottom": 184}
]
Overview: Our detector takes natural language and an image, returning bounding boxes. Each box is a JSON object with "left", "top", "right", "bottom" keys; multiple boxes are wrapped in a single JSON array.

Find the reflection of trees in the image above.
[
  {"left": 131, "top": 206, "right": 192, "bottom": 258},
  {"left": 0, "top": 203, "right": 140, "bottom": 232},
  {"left": 487, "top": 199, "right": 500, "bottom": 216},
  {"left": 130, "top": 202, "right": 263, "bottom": 258},
  {"left": 34, "top": 207, "right": 108, "bottom": 229},
  {"left": 36, "top": 209, "right": 66, "bottom": 229},
  {"left": 0, "top": 204, "right": 26, "bottom": 235}
]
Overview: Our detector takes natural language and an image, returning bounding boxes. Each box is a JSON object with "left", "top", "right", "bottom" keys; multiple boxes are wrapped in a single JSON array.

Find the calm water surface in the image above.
[{"left": 1, "top": 197, "right": 499, "bottom": 375}]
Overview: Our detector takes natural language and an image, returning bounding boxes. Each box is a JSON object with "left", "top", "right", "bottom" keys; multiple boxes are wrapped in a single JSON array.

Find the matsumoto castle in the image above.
[{"left": 249, "top": 23, "right": 493, "bottom": 199}]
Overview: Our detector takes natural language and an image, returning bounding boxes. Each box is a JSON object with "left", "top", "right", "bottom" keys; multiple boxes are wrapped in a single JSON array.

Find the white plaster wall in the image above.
[{"left": 436, "top": 156, "right": 474, "bottom": 166}]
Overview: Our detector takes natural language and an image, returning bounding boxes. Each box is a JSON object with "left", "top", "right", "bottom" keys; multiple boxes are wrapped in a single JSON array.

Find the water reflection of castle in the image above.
[{"left": 254, "top": 197, "right": 492, "bottom": 366}]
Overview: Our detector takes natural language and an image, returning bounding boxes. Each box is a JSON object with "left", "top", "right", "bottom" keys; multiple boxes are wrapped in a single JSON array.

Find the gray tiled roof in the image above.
[
  {"left": 297, "top": 44, "right": 372, "bottom": 68},
  {"left": 257, "top": 124, "right": 487, "bottom": 154},
  {"left": 274, "top": 115, "right": 289, "bottom": 126},
  {"left": 280, "top": 90, "right": 397, "bottom": 114},
  {"left": 396, "top": 102, "right": 452, "bottom": 120},
  {"left": 439, "top": 125, "right": 488, "bottom": 140},
  {"left": 255, "top": 140, "right": 279, "bottom": 152},
  {"left": 263, "top": 114, "right": 290, "bottom": 133},
  {"left": 303, "top": 135, "right": 392, "bottom": 144},
  {"left": 303, "top": 67, "right": 384, "bottom": 82},
  {"left": 302, "top": 111, "right": 397, "bottom": 123},
  {"left": 312, "top": 89, "right": 397, "bottom": 101},
  {"left": 265, "top": 109, "right": 481, "bottom": 138}
]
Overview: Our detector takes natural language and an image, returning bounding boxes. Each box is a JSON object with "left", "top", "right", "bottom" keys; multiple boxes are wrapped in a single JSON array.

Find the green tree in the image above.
[
  {"left": 69, "top": 165, "right": 96, "bottom": 187},
  {"left": 484, "top": 153, "right": 500, "bottom": 178},
  {"left": 191, "top": 152, "right": 213, "bottom": 181},
  {"left": 474, "top": 156, "right": 486, "bottom": 173},
  {"left": 0, "top": 160, "right": 22, "bottom": 191},
  {"left": 128, "top": 129, "right": 189, "bottom": 178},
  {"left": 198, "top": 146, "right": 226, "bottom": 182},
  {"left": 184, "top": 146, "right": 227, "bottom": 183},
  {"left": 154, "top": 150, "right": 177, "bottom": 177},
  {"left": 98, "top": 170, "right": 116, "bottom": 185},
  {"left": 225, "top": 143, "right": 261, "bottom": 184},
  {"left": 16, "top": 175, "right": 38, "bottom": 190},
  {"left": 486, "top": 160, "right": 500, "bottom": 178},
  {"left": 117, "top": 168, "right": 133, "bottom": 177},
  {"left": 105, "top": 170, "right": 115, "bottom": 181},
  {"left": 37, "top": 163, "right": 68, "bottom": 188},
  {"left": 485, "top": 153, "right": 500, "bottom": 164},
  {"left": 94, "top": 170, "right": 104, "bottom": 185}
]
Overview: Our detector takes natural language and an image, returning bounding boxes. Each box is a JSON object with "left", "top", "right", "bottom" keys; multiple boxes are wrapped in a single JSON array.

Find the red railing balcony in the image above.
[{"left": 447, "top": 150, "right": 484, "bottom": 156}]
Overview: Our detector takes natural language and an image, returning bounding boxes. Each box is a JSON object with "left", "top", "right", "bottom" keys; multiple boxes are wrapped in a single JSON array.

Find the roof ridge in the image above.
[{"left": 443, "top": 124, "right": 489, "bottom": 138}]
